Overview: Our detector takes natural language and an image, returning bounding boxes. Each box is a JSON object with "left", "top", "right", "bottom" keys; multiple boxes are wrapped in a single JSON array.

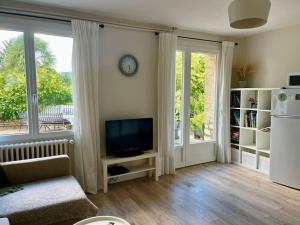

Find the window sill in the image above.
[{"left": 0, "top": 131, "right": 74, "bottom": 145}]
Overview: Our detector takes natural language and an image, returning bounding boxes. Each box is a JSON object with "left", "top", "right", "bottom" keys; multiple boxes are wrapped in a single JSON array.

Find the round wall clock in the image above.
[{"left": 118, "top": 54, "right": 139, "bottom": 76}]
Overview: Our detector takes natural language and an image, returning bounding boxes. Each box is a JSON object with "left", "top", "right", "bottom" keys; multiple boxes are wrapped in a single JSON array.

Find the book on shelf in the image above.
[
  {"left": 231, "top": 110, "right": 240, "bottom": 126},
  {"left": 244, "top": 111, "right": 257, "bottom": 128},
  {"left": 231, "top": 92, "right": 240, "bottom": 108}
]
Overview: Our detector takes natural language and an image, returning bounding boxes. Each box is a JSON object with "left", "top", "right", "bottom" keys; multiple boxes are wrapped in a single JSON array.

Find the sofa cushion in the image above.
[{"left": 0, "top": 176, "right": 98, "bottom": 225}]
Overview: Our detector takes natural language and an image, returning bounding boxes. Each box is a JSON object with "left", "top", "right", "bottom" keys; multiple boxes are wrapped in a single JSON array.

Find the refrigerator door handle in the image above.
[{"left": 271, "top": 115, "right": 300, "bottom": 119}]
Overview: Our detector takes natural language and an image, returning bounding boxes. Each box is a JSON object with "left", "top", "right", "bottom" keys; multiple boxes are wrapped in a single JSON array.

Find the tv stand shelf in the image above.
[{"left": 101, "top": 151, "right": 159, "bottom": 193}]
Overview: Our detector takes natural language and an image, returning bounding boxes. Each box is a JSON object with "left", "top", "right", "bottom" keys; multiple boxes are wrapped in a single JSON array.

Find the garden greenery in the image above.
[
  {"left": 175, "top": 52, "right": 205, "bottom": 138},
  {"left": 0, "top": 36, "right": 72, "bottom": 121}
]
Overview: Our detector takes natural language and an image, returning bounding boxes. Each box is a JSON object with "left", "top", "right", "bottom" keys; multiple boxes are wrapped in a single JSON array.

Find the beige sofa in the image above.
[{"left": 0, "top": 155, "right": 98, "bottom": 225}]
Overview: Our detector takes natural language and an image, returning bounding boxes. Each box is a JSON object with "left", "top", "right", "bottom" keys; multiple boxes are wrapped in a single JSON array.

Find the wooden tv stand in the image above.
[{"left": 101, "top": 151, "right": 159, "bottom": 193}]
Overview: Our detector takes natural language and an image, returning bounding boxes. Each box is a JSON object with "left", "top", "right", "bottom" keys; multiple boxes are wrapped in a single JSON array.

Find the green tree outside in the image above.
[
  {"left": 175, "top": 52, "right": 205, "bottom": 140},
  {"left": 0, "top": 35, "right": 72, "bottom": 121}
]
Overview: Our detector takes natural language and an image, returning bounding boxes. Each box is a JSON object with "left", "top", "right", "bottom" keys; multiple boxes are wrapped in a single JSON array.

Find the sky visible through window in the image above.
[
  {"left": 0, "top": 30, "right": 73, "bottom": 73},
  {"left": 0, "top": 29, "right": 74, "bottom": 135}
]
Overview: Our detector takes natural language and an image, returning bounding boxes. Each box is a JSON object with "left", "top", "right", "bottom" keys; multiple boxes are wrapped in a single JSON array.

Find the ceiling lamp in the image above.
[{"left": 228, "top": 0, "right": 271, "bottom": 29}]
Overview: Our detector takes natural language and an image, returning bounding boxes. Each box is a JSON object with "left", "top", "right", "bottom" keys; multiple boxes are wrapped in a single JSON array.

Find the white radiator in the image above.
[{"left": 0, "top": 139, "right": 70, "bottom": 163}]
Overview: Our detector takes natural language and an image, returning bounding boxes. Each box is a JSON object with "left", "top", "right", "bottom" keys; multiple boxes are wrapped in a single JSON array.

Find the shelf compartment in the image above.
[
  {"left": 258, "top": 154, "right": 270, "bottom": 174},
  {"left": 240, "top": 108, "right": 258, "bottom": 111},
  {"left": 257, "top": 111, "right": 271, "bottom": 130},
  {"left": 231, "top": 143, "right": 240, "bottom": 147},
  {"left": 259, "top": 109, "right": 271, "bottom": 112},
  {"left": 108, "top": 165, "right": 156, "bottom": 179},
  {"left": 241, "top": 148, "right": 256, "bottom": 169},
  {"left": 231, "top": 91, "right": 241, "bottom": 108},
  {"left": 258, "top": 127, "right": 271, "bottom": 132},
  {"left": 231, "top": 110, "right": 240, "bottom": 127},
  {"left": 240, "top": 144, "right": 256, "bottom": 150},
  {"left": 257, "top": 131, "right": 270, "bottom": 151},
  {"left": 240, "top": 129, "right": 256, "bottom": 147},
  {"left": 257, "top": 149, "right": 270, "bottom": 154},
  {"left": 230, "top": 127, "right": 240, "bottom": 144},
  {"left": 258, "top": 90, "right": 272, "bottom": 111},
  {"left": 241, "top": 90, "right": 258, "bottom": 109},
  {"left": 240, "top": 110, "right": 257, "bottom": 128},
  {"left": 240, "top": 127, "right": 256, "bottom": 131},
  {"left": 231, "top": 148, "right": 240, "bottom": 163}
]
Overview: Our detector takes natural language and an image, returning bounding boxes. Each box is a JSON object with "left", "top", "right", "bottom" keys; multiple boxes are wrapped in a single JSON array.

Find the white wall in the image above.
[
  {"left": 99, "top": 27, "right": 158, "bottom": 156},
  {"left": 99, "top": 27, "right": 227, "bottom": 156},
  {"left": 233, "top": 24, "right": 300, "bottom": 88}
]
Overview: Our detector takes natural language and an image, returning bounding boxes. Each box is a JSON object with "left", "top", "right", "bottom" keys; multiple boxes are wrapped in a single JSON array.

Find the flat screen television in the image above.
[{"left": 105, "top": 118, "right": 153, "bottom": 157}]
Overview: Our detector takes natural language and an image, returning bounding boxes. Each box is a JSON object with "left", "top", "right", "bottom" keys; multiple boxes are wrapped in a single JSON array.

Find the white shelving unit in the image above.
[
  {"left": 101, "top": 151, "right": 159, "bottom": 193},
  {"left": 230, "top": 88, "right": 277, "bottom": 174}
]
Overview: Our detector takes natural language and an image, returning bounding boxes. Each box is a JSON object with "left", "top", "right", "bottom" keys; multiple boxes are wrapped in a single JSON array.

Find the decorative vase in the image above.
[{"left": 238, "top": 80, "right": 248, "bottom": 88}]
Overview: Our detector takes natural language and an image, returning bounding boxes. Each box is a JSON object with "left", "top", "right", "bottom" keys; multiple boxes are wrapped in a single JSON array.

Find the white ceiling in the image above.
[{"left": 15, "top": 0, "right": 300, "bottom": 37}]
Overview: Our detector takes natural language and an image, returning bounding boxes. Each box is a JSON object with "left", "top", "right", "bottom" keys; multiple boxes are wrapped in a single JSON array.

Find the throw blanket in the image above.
[{"left": 0, "top": 185, "right": 23, "bottom": 197}]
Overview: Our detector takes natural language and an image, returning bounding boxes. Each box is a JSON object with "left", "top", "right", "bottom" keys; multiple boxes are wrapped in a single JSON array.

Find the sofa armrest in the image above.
[{"left": 0, "top": 155, "right": 70, "bottom": 185}]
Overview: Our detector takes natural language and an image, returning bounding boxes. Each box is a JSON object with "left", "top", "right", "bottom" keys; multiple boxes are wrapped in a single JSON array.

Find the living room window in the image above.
[
  {"left": 34, "top": 33, "right": 73, "bottom": 133},
  {"left": 0, "top": 18, "right": 73, "bottom": 142},
  {"left": 0, "top": 30, "right": 28, "bottom": 136},
  {"left": 175, "top": 46, "right": 218, "bottom": 145}
]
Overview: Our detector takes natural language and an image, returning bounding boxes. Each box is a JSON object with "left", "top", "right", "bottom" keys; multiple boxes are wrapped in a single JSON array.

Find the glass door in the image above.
[{"left": 175, "top": 45, "right": 220, "bottom": 168}]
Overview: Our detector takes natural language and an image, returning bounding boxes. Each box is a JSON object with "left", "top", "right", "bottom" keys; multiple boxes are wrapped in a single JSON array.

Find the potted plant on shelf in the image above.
[
  {"left": 234, "top": 64, "right": 255, "bottom": 88},
  {"left": 190, "top": 114, "right": 205, "bottom": 140}
]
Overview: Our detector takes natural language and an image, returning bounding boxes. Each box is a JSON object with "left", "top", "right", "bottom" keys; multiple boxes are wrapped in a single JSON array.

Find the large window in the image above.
[
  {"left": 34, "top": 34, "right": 73, "bottom": 133},
  {"left": 189, "top": 52, "right": 217, "bottom": 143},
  {"left": 0, "top": 23, "right": 73, "bottom": 140},
  {"left": 175, "top": 51, "right": 184, "bottom": 146},
  {"left": 175, "top": 48, "right": 218, "bottom": 145},
  {"left": 0, "top": 30, "right": 28, "bottom": 136},
  {"left": 174, "top": 40, "right": 220, "bottom": 168}
]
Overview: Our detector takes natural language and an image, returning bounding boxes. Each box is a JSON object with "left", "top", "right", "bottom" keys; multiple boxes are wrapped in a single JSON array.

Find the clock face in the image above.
[{"left": 118, "top": 54, "right": 138, "bottom": 76}]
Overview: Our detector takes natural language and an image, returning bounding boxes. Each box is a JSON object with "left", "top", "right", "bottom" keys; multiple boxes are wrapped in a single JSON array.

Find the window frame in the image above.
[
  {"left": 0, "top": 14, "right": 74, "bottom": 144},
  {"left": 175, "top": 38, "right": 221, "bottom": 147},
  {"left": 174, "top": 48, "right": 185, "bottom": 148}
]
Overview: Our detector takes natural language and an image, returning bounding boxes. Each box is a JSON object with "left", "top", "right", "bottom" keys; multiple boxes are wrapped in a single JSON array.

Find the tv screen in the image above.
[{"left": 105, "top": 118, "right": 153, "bottom": 156}]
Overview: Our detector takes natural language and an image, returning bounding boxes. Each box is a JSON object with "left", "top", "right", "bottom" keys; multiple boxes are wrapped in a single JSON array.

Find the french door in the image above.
[{"left": 174, "top": 40, "right": 220, "bottom": 168}]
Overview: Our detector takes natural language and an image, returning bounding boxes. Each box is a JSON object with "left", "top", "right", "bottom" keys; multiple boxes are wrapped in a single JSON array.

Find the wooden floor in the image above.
[{"left": 88, "top": 163, "right": 300, "bottom": 225}]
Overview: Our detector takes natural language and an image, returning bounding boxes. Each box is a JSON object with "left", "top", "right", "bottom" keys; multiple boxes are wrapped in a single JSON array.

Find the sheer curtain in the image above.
[
  {"left": 157, "top": 32, "right": 177, "bottom": 175},
  {"left": 71, "top": 19, "right": 101, "bottom": 194},
  {"left": 217, "top": 41, "right": 235, "bottom": 163}
]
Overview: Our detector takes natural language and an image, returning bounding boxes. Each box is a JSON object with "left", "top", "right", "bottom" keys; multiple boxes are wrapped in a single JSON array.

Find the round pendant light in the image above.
[{"left": 228, "top": 0, "right": 271, "bottom": 29}]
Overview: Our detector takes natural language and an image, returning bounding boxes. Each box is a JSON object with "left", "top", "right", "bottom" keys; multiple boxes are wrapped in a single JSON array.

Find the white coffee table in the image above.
[{"left": 74, "top": 216, "right": 130, "bottom": 225}]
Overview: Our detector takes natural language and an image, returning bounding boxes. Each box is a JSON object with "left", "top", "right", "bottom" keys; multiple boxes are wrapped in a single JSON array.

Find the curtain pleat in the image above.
[
  {"left": 217, "top": 41, "right": 235, "bottom": 163},
  {"left": 157, "top": 33, "right": 177, "bottom": 175},
  {"left": 71, "top": 19, "right": 101, "bottom": 194}
]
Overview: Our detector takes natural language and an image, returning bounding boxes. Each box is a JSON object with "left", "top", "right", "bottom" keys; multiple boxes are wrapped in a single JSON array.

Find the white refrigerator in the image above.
[{"left": 270, "top": 88, "right": 300, "bottom": 189}]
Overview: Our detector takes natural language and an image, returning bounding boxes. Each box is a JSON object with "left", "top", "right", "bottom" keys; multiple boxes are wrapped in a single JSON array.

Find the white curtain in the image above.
[
  {"left": 157, "top": 33, "right": 177, "bottom": 175},
  {"left": 71, "top": 19, "right": 101, "bottom": 194},
  {"left": 217, "top": 41, "right": 235, "bottom": 163}
]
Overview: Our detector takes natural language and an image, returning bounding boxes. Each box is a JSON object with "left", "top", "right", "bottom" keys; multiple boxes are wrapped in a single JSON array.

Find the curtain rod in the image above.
[
  {"left": 155, "top": 32, "right": 238, "bottom": 46},
  {"left": 0, "top": 10, "right": 174, "bottom": 32},
  {"left": 0, "top": 11, "right": 105, "bottom": 28},
  {"left": 1, "top": 10, "right": 237, "bottom": 45}
]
